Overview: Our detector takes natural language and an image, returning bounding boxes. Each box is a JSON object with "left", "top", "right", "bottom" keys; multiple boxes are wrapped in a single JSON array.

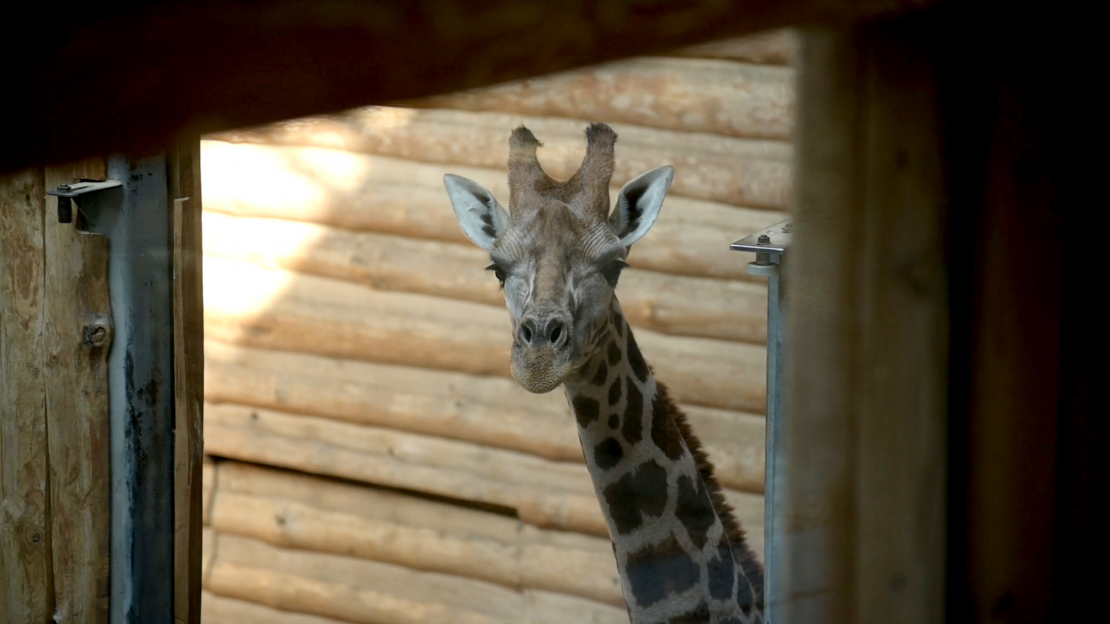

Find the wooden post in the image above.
[
  {"left": 782, "top": 22, "right": 949, "bottom": 624},
  {"left": 43, "top": 160, "right": 113, "bottom": 624},
  {"left": 171, "top": 138, "right": 205, "bottom": 624},
  {"left": 1, "top": 168, "right": 51, "bottom": 624}
]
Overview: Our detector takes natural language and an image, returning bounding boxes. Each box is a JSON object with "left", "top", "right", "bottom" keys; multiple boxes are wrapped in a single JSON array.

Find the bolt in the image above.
[
  {"left": 32, "top": 533, "right": 41, "bottom": 543},
  {"left": 56, "top": 184, "right": 72, "bottom": 191},
  {"left": 757, "top": 234, "right": 771, "bottom": 245},
  {"left": 83, "top": 323, "right": 110, "bottom": 348},
  {"left": 782, "top": 222, "right": 793, "bottom": 233}
]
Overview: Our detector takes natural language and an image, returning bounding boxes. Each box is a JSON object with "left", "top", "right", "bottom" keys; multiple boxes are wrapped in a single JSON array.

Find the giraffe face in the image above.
[{"left": 444, "top": 124, "right": 673, "bottom": 393}]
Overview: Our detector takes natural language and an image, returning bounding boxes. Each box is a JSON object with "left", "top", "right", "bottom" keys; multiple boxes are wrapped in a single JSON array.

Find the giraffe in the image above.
[{"left": 444, "top": 123, "right": 764, "bottom": 624}]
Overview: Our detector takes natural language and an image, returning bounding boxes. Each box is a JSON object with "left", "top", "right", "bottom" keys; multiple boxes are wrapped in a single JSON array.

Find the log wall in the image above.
[{"left": 200, "top": 31, "right": 793, "bottom": 623}]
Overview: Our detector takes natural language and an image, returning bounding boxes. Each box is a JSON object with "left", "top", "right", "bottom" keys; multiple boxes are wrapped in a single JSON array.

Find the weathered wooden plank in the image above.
[
  {"left": 203, "top": 341, "right": 766, "bottom": 491},
  {"left": 209, "top": 461, "right": 625, "bottom": 606},
  {"left": 42, "top": 160, "right": 112, "bottom": 624},
  {"left": 671, "top": 30, "right": 797, "bottom": 65},
  {"left": 0, "top": 168, "right": 51, "bottom": 624},
  {"left": 403, "top": 57, "right": 794, "bottom": 140},
  {"left": 200, "top": 140, "right": 787, "bottom": 281},
  {"left": 211, "top": 108, "right": 793, "bottom": 209},
  {"left": 203, "top": 257, "right": 767, "bottom": 412},
  {"left": 169, "top": 134, "right": 206, "bottom": 624},
  {"left": 202, "top": 211, "right": 769, "bottom": 343}
]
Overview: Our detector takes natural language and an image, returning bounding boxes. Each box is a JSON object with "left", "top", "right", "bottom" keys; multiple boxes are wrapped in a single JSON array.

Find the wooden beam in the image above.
[
  {"left": 0, "top": 168, "right": 51, "bottom": 624},
  {"left": 670, "top": 29, "right": 798, "bottom": 65},
  {"left": 400, "top": 57, "right": 796, "bottom": 141},
  {"left": 3, "top": 0, "right": 941, "bottom": 174},
  {"left": 43, "top": 160, "right": 112, "bottom": 624},
  {"left": 781, "top": 21, "right": 948, "bottom": 623},
  {"left": 170, "top": 138, "right": 205, "bottom": 624}
]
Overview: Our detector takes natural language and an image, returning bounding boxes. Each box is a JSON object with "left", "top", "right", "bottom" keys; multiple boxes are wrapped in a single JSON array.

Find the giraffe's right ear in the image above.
[{"left": 444, "top": 174, "right": 510, "bottom": 250}]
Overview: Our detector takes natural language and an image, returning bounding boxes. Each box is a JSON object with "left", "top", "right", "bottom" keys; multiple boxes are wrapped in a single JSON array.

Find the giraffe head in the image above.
[{"left": 444, "top": 123, "right": 673, "bottom": 394}]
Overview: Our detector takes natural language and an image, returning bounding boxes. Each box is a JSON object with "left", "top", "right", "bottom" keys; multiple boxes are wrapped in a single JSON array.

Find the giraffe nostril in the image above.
[
  {"left": 518, "top": 320, "right": 535, "bottom": 345},
  {"left": 549, "top": 321, "right": 564, "bottom": 346}
]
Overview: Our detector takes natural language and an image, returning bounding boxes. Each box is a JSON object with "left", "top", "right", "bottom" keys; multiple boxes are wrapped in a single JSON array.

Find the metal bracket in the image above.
[
  {"left": 47, "top": 179, "right": 123, "bottom": 229},
  {"left": 730, "top": 219, "right": 792, "bottom": 277},
  {"left": 731, "top": 218, "right": 791, "bottom": 622}
]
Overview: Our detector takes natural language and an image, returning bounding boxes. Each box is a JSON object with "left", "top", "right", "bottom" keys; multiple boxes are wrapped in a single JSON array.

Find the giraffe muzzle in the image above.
[{"left": 511, "top": 315, "right": 575, "bottom": 393}]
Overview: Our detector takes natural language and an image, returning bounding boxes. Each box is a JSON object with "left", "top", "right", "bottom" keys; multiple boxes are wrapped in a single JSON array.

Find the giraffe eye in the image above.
[
  {"left": 485, "top": 263, "right": 508, "bottom": 289},
  {"left": 601, "top": 260, "right": 628, "bottom": 287}
]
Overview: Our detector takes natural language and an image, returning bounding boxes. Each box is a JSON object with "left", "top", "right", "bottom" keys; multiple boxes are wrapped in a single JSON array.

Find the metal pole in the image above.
[
  {"left": 731, "top": 220, "right": 791, "bottom": 623},
  {"left": 48, "top": 154, "right": 176, "bottom": 623}
]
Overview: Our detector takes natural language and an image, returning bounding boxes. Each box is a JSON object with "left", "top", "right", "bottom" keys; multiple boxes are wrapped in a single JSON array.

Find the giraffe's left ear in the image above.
[
  {"left": 608, "top": 165, "right": 673, "bottom": 247},
  {"left": 444, "top": 174, "right": 510, "bottom": 250}
]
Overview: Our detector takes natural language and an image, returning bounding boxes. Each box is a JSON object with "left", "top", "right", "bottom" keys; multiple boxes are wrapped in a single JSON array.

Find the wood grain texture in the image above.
[
  {"left": 211, "top": 108, "right": 793, "bottom": 209},
  {"left": 202, "top": 211, "right": 769, "bottom": 343},
  {"left": 203, "top": 402, "right": 765, "bottom": 542},
  {"left": 402, "top": 57, "right": 794, "bottom": 140},
  {"left": 671, "top": 30, "right": 798, "bottom": 64},
  {"left": 202, "top": 257, "right": 767, "bottom": 412},
  {"left": 200, "top": 139, "right": 787, "bottom": 281},
  {"left": 43, "top": 160, "right": 112, "bottom": 624},
  {"left": 208, "top": 461, "right": 625, "bottom": 606},
  {"left": 202, "top": 341, "right": 765, "bottom": 491},
  {"left": 203, "top": 591, "right": 350, "bottom": 624},
  {"left": 206, "top": 532, "right": 630, "bottom": 624},
  {"left": 170, "top": 137, "right": 205, "bottom": 624},
  {"left": 0, "top": 168, "right": 51, "bottom": 624},
  {"left": 204, "top": 403, "right": 615, "bottom": 537}
]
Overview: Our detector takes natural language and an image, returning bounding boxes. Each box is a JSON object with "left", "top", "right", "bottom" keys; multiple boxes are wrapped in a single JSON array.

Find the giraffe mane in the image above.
[{"left": 653, "top": 376, "right": 766, "bottom": 607}]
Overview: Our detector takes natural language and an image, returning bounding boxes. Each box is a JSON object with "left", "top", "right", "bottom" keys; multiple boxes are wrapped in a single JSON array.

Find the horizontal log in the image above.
[
  {"left": 207, "top": 531, "right": 631, "bottom": 624},
  {"left": 205, "top": 403, "right": 610, "bottom": 536},
  {"left": 671, "top": 30, "right": 797, "bottom": 65},
  {"left": 203, "top": 592, "right": 348, "bottom": 624},
  {"left": 205, "top": 403, "right": 765, "bottom": 545},
  {"left": 401, "top": 57, "right": 793, "bottom": 140},
  {"left": 205, "top": 339, "right": 583, "bottom": 462},
  {"left": 202, "top": 211, "right": 769, "bottom": 343},
  {"left": 203, "top": 257, "right": 767, "bottom": 411},
  {"left": 210, "top": 461, "right": 625, "bottom": 605},
  {"left": 204, "top": 341, "right": 767, "bottom": 491},
  {"left": 200, "top": 140, "right": 788, "bottom": 281},
  {"left": 208, "top": 532, "right": 526, "bottom": 624},
  {"left": 210, "top": 108, "right": 792, "bottom": 209}
]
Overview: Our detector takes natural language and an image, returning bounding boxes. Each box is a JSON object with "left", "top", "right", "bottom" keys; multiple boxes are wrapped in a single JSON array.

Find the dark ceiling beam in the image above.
[{"left": 4, "top": 0, "right": 938, "bottom": 173}]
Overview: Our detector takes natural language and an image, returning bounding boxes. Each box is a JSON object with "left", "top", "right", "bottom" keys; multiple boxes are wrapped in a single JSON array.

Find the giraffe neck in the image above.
[{"left": 563, "top": 300, "right": 764, "bottom": 624}]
